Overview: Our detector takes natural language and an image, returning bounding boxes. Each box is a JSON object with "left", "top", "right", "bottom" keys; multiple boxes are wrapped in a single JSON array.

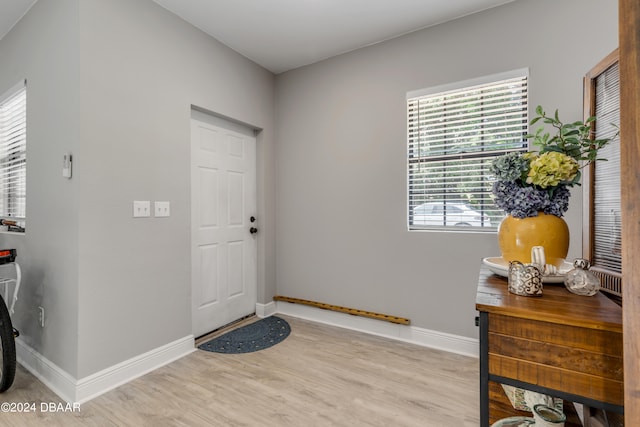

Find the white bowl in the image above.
[{"left": 482, "top": 256, "right": 573, "bottom": 284}]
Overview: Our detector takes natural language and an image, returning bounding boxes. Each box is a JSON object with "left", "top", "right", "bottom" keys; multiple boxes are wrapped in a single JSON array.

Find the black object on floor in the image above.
[{"left": 198, "top": 316, "right": 291, "bottom": 354}]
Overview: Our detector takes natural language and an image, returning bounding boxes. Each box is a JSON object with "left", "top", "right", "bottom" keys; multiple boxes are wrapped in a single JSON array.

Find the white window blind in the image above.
[
  {"left": 407, "top": 71, "right": 528, "bottom": 230},
  {"left": 0, "top": 82, "right": 26, "bottom": 228},
  {"left": 592, "top": 61, "right": 621, "bottom": 274}
]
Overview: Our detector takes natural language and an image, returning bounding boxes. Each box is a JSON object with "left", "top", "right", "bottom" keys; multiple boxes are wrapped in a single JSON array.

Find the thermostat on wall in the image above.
[{"left": 63, "top": 153, "right": 72, "bottom": 178}]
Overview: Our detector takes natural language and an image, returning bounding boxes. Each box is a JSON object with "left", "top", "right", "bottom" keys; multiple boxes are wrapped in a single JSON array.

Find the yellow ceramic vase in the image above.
[{"left": 498, "top": 212, "right": 569, "bottom": 267}]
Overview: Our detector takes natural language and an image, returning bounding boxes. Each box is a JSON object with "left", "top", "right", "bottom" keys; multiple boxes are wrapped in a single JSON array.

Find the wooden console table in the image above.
[{"left": 475, "top": 265, "right": 623, "bottom": 426}]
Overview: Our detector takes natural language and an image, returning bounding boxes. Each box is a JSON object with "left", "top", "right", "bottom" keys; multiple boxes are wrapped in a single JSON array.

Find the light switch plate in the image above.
[
  {"left": 133, "top": 201, "right": 151, "bottom": 218},
  {"left": 154, "top": 201, "right": 170, "bottom": 218},
  {"left": 62, "top": 153, "right": 72, "bottom": 178}
]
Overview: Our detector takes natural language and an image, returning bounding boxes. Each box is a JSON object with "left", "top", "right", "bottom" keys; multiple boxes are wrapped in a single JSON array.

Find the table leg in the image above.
[{"left": 479, "top": 312, "right": 489, "bottom": 427}]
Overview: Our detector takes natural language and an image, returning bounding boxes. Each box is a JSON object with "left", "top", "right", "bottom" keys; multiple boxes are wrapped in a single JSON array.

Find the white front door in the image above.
[{"left": 191, "top": 113, "right": 257, "bottom": 337}]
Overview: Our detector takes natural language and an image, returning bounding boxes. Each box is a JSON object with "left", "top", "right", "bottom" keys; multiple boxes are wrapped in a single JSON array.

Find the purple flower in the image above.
[
  {"left": 544, "top": 185, "right": 570, "bottom": 217},
  {"left": 492, "top": 181, "right": 570, "bottom": 218}
]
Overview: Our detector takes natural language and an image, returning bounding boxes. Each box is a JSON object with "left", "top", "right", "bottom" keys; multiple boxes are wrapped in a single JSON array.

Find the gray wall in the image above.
[
  {"left": 274, "top": 0, "right": 618, "bottom": 338},
  {"left": 0, "top": 0, "right": 81, "bottom": 376},
  {"left": 74, "top": 0, "right": 275, "bottom": 377},
  {"left": 0, "top": 0, "right": 276, "bottom": 378}
]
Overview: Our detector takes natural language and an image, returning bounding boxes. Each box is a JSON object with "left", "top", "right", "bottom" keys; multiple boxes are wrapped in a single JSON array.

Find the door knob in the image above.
[{"left": 250, "top": 227, "right": 258, "bottom": 234}]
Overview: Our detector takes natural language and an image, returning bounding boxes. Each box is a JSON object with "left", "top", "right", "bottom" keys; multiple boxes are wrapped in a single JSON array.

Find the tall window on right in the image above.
[{"left": 583, "top": 49, "right": 621, "bottom": 302}]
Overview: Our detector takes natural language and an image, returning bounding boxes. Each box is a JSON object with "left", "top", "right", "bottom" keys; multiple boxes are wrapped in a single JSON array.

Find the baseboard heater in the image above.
[{"left": 273, "top": 295, "right": 410, "bottom": 325}]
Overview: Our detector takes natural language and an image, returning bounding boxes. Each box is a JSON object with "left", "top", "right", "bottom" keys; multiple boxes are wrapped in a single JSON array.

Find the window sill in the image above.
[{"left": 0, "top": 230, "right": 26, "bottom": 235}]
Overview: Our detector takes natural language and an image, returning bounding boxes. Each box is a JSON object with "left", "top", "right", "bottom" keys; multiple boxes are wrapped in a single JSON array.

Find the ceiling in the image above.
[
  {"left": 1, "top": 0, "right": 516, "bottom": 74},
  {"left": 0, "top": 0, "right": 37, "bottom": 41}
]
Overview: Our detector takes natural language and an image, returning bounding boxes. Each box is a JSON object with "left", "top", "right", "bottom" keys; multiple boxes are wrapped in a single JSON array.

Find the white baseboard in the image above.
[
  {"left": 16, "top": 338, "right": 78, "bottom": 402},
  {"left": 275, "top": 301, "right": 479, "bottom": 358},
  {"left": 16, "top": 335, "right": 196, "bottom": 403},
  {"left": 255, "top": 300, "right": 277, "bottom": 318},
  {"left": 75, "top": 335, "right": 196, "bottom": 403}
]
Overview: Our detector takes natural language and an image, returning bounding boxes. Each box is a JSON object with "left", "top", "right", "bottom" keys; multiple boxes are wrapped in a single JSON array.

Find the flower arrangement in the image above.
[{"left": 491, "top": 106, "right": 616, "bottom": 218}]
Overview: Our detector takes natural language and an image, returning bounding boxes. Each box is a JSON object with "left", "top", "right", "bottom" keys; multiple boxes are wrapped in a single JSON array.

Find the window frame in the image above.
[
  {"left": 0, "top": 80, "right": 27, "bottom": 232},
  {"left": 583, "top": 49, "right": 621, "bottom": 300},
  {"left": 406, "top": 69, "right": 529, "bottom": 232}
]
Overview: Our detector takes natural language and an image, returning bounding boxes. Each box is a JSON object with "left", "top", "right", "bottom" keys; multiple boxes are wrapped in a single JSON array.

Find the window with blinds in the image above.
[
  {"left": 0, "top": 81, "right": 27, "bottom": 230},
  {"left": 583, "top": 50, "right": 621, "bottom": 299},
  {"left": 407, "top": 70, "right": 528, "bottom": 230}
]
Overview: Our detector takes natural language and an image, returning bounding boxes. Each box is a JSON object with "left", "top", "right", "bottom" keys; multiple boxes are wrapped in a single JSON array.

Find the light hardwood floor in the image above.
[{"left": 0, "top": 316, "right": 480, "bottom": 426}]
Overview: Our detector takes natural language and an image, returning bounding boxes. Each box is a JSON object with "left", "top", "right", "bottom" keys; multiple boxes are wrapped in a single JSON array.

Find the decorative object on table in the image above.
[
  {"left": 490, "top": 416, "right": 535, "bottom": 427},
  {"left": 498, "top": 212, "right": 569, "bottom": 268},
  {"left": 530, "top": 246, "right": 560, "bottom": 275},
  {"left": 198, "top": 316, "right": 291, "bottom": 354},
  {"left": 508, "top": 261, "right": 543, "bottom": 296},
  {"left": 492, "top": 106, "right": 616, "bottom": 266},
  {"left": 532, "top": 404, "right": 566, "bottom": 426},
  {"left": 482, "top": 256, "right": 572, "bottom": 283},
  {"left": 564, "top": 258, "right": 601, "bottom": 296}
]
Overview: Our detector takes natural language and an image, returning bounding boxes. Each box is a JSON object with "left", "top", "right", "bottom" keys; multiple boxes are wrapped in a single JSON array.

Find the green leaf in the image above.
[
  {"left": 562, "top": 129, "right": 580, "bottom": 137},
  {"left": 543, "top": 145, "right": 563, "bottom": 153}
]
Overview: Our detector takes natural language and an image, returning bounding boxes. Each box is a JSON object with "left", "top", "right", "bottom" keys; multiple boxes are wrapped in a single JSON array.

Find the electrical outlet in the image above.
[{"left": 38, "top": 306, "right": 45, "bottom": 327}]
